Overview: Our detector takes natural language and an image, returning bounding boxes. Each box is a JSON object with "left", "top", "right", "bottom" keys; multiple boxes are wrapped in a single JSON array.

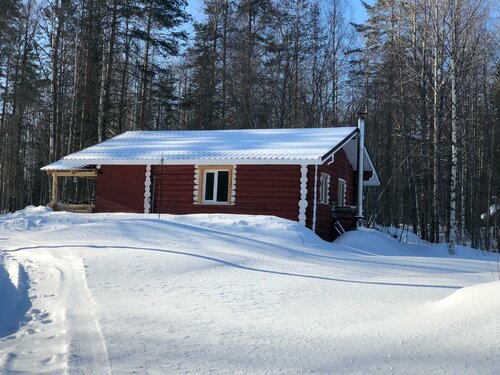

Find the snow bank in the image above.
[
  {"left": 435, "top": 280, "right": 500, "bottom": 313},
  {"left": 0, "top": 206, "right": 52, "bottom": 232},
  {"left": 335, "top": 227, "right": 495, "bottom": 261},
  {"left": 334, "top": 228, "right": 412, "bottom": 255},
  {"left": 374, "top": 225, "right": 429, "bottom": 244},
  {"left": 172, "top": 213, "right": 322, "bottom": 247},
  {"left": 1, "top": 207, "right": 499, "bottom": 373}
]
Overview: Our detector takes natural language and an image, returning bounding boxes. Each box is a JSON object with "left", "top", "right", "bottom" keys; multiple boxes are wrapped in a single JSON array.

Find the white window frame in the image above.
[
  {"left": 319, "top": 173, "right": 330, "bottom": 205},
  {"left": 337, "top": 178, "right": 346, "bottom": 207},
  {"left": 201, "top": 168, "right": 231, "bottom": 205}
]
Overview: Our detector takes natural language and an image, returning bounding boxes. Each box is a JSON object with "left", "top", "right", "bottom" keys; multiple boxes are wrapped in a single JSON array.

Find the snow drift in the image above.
[{"left": 0, "top": 207, "right": 499, "bottom": 373}]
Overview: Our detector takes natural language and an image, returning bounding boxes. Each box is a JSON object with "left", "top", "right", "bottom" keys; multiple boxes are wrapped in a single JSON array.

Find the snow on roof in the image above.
[
  {"left": 42, "top": 127, "right": 379, "bottom": 184},
  {"left": 41, "top": 160, "right": 92, "bottom": 171},
  {"left": 46, "top": 127, "right": 357, "bottom": 164}
]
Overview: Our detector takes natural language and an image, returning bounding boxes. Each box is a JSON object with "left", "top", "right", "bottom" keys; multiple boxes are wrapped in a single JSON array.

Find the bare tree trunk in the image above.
[
  {"left": 98, "top": 0, "right": 118, "bottom": 142},
  {"left": 118, "top": 18, "right": 130, "bottom": 134},
  {"left": 50, "top": 0, "right": 62, "bottom": 162},
  {"left": 0, "top": 55, "right": 10, "bottom": 212},
  {"left": 292, "top": 1, "right": 300, "bottom": 128},
  {"left": 432, "top": 0, "right": 440, "bottom": 243},
  {"left": 448, "top": 0, "right": 458, "bottom": 253},
  {"left": 67, "top": 31, "right": 81, "bottom": 155},
  {"left": 221, "top": 0, "right": 229, "bottom": 124},
  {"left": 139, "top": 12, "right": 152, "bottom": 130},
  {"left": 212, "top": 1, "right": 219, "bottom": 126},
  {"left": 80, "top": 0, "right": 98, "bottom": 147}
]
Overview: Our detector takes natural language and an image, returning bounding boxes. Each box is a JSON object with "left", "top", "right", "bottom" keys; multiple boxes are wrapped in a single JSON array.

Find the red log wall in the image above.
[
  {"left": 305, "top": 149, "right": 356, "bottom": 241},
  {"left": 152, "top": 165, "right": 301, "bottom": 221},
  {"left": 95, "top": 165, "right": 146, "bottom": 213}
]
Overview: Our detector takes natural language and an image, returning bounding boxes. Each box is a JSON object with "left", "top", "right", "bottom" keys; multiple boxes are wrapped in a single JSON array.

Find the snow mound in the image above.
[
  {"left": 425, "top": 242, "right": 496, "bottom": 260},
  {"left": 173, "top": 213, "right": 323, "bottom": 247},
  {"left": 0, "top": 206, "right": 132, "bottom": 236},
  {"left": 0, "top": 206, "right": 52, "bottom": 232},
  {"left": 335, "top": 227, "right": 494, "bottom": 260},
  {"left": 374, "top": 225, "right": 429, "bottom": 245},
  {"left": 434, "top": 280, "right": 500, "bottom": 314},
  {"left": 334, "top": 228, "right": 415, "bottom": 256},
  {"left": 0, "top": 255, "right": 31, "bottom": 337}
]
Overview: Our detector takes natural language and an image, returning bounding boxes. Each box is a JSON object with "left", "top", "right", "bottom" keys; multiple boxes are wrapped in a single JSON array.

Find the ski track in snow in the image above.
[
  {"left": 0, "top": 207, "right": 499, "bottom": 374},
  {"left": 0, "top": 248, "right": 111, "bottom": 374},
  {"left": 50, "top": 251, "right": 111, "bottom": 374}
]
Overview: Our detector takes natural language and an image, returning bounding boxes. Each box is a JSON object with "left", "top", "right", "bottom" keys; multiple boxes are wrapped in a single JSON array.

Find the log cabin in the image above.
[{"left": 42, "top": 118, "right": 379, "bottom": 241}]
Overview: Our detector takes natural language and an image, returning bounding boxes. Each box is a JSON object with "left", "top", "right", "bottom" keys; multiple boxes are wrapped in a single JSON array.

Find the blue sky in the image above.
[{"left": 186, "top": 0, "right": 373, "bottom": 25}]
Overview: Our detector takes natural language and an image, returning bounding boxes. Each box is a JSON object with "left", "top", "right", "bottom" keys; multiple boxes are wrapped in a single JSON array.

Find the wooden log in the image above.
[
  {"left": 48, "top": 169, "right": 97, "bottom": 178},
  {"left": 54, "top": 203, "right": 95, "bottom": 213},
  {"left": 51, "top": 172, "right": 59, "bottom": 204}
]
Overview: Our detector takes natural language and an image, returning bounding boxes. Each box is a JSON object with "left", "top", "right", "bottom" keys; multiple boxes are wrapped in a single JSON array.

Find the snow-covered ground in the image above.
[{"left": 0, "top": 207, "right": 499, "bottom": 374}]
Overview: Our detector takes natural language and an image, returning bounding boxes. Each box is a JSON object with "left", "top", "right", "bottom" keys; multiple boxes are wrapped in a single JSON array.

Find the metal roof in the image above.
[
  {"left": 42, "top": 127, "right": 379, "bottom": 185},
  {"left": 41, "top": 160, "right": 91, "bottom": 171}
]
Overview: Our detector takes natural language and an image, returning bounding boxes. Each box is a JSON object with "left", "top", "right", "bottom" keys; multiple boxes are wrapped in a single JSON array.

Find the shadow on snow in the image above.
[{"left": 6, "top": 245, "right": 461, "bottom": 290}]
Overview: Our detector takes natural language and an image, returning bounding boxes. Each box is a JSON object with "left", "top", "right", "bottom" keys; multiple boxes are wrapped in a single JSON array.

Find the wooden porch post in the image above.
[{"left": 51, "top": 171, "right": 59, "bottom": 206}]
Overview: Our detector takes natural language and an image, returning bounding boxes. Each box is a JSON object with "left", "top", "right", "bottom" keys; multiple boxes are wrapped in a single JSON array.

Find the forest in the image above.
[{"left": 0, "top": 0, "right": 498, "bottom": 249}]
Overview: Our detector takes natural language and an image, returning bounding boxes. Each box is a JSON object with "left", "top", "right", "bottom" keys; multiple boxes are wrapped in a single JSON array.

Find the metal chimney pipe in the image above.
[{"left": 355, "top": 113, "right": 365, "bottom": 226}]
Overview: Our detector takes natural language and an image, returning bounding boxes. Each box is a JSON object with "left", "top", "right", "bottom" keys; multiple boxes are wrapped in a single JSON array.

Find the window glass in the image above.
[
  {"left": 205, "top": 172, "right": 215, "bottom": 201},
  {"left": 319, "top": 173, "right": 329, "bottom": 204},
  {"left": 201, "top": 168, "right": 232, "bottom": 204},
  {"left": 338, "top": 179, "right": 346, "bottom": 206},
  {"left": 216, "top": 171, "right": 229, "bottom": 202}
]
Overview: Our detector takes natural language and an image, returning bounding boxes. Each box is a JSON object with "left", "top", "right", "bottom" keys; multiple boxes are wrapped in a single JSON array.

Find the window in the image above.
[
  {"left": 337, "top": 178, "right": 346, "bottom": 207},
  {"left": 319, "top": 173, "right": 330, "bottom": 204},
  {"left": 201, "top": 168, "right": 231, "bottom": 204}
]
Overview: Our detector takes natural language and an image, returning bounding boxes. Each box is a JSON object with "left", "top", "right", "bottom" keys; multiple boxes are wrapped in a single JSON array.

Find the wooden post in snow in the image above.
[{"left": 51, "top": 171, "right": 59, "bottom": 207}]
